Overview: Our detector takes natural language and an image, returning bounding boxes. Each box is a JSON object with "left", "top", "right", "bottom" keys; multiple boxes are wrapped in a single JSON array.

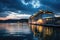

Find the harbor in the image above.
[{"left": 0, "top": 10, "right": 60, "bottom": 40}]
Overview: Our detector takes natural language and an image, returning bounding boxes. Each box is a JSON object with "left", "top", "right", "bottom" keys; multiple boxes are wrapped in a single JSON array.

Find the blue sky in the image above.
[{"left": 0, "top": 0, "right": 60, "bottom": 17}]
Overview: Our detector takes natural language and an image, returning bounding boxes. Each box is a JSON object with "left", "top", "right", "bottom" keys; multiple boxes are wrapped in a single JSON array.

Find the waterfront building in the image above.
[
  {"left": 29, "top": 10, "right": 54, "bottom": 24},
  {"left": 29, "top": 10, "right": 56, "bottom": 40}
]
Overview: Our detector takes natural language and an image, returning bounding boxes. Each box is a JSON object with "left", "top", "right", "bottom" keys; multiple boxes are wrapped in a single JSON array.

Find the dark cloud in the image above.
[
  {"left": 0, "top": 0, "right": 60, "bottom": 17},
  {"left": 0, "top": 0, "right": 21, "bottom": 11},
  {"left": 40, "top": 0, "right": 60, "bottom": 12}
]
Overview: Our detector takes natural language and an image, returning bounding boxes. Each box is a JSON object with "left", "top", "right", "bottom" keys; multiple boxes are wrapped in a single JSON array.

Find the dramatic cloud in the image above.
[
  {"left": 0, "top": 11, "right": 31, "bottom": 20},
  {"left": 40, "top": 0, "right": 60, "bottom": 12},
  {"left": 21, "top": 0, "right": 40, "bottom": 8},
  {"left": 0, "top": 0, "right": 60, "bottom": 17},
  {"left": 6, "top": 12, "right": 31, "bottom": 19}
]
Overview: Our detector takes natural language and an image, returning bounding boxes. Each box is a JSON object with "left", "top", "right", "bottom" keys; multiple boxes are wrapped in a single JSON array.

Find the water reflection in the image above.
[
  {"left": 0, "top": 23, "right": 60, "bottom": 40},
  {"left": 31, "top": 24, "right": 60, "bottom": 40},
  {"left": 0, "top": 23, "right": 35, "bottom": 40},
  {"left": 0, "top": 23, "right": 31, "bottom": 35}
]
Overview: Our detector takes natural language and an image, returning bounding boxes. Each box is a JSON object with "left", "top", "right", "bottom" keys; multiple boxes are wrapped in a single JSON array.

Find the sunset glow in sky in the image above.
[{"left": 0, "top": 12, "right": 31, "bottom": 20}]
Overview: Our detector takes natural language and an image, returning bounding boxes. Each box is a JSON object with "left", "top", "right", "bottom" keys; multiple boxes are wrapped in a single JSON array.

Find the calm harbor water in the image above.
[
  {"left": 31, "top": 24, "right": 60, "bottom": 40},
  {"left": 0, "top": 23, "right": 60, "bottom": 40},
  {"left": 0, "top": 23, "right": 34, "bottom": 40}
]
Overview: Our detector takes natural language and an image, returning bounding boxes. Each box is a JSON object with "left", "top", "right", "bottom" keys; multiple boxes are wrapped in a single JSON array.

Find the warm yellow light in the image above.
[
  {"left": 37, "top": 19, "right": 44, "bottom": 24},
  {"left": 46, "top": 28, "right": 49, "bottom": 35},
  {"left": 37, "top": 26, "right": 43, "bottom": 32},
  {"left": 46, "top": 18, "right": 49, "bottom": 21},
  {"left": 31, "top": 25, "right": 37, "bottom": 36},
  {"left": 48, "top": 13, "right": 52, "bottom": 14},
  {"left": 44, "top": 27, "right": 53, "bottom": 36},
  {"left": 31, "top": 25, "right": 36, "bottom": 32}
]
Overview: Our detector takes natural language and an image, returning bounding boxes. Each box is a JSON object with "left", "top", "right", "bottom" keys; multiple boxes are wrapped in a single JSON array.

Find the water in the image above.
[
  {"left": 0, "top": 23, "right": 60, "bottom": 40},
  {"left": 0, "top": 23, "right": 34, "bottom": 40},
  {"left": 31, "top": 25, "right": 60, "bottom": 40}
]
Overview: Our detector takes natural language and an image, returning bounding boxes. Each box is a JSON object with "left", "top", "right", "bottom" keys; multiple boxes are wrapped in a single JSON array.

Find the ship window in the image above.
[{"left": 42, "top": 14, "right": 53, "bottom": 19}]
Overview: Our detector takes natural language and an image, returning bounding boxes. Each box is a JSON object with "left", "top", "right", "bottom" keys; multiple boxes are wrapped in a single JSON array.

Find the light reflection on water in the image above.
[
  {"left": 0, "top": 23, "right": 31, "bottom": 36},
  {"left": 31, "top": 24, "right": 60, "bottom": 40},
  {"left": 0, "top": 23, "right": 60, "bottom": 40}
]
